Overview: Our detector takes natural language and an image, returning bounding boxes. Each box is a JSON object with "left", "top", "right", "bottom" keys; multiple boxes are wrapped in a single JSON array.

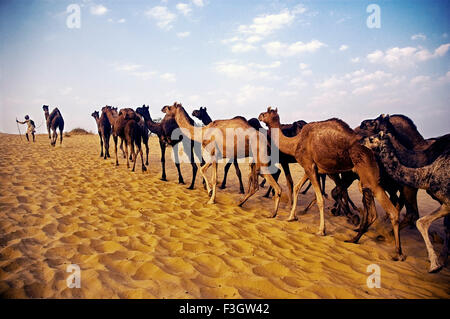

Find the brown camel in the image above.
[
  {"left": 102, "top": 106, "right": 146, "bottom": 172},
  {"left": 91, "top": 110, "right": 111, "bottom": 159},
  {"left": 367, "top": 132, "right": 449, "bottom": 272},
  {"left": 163, "top": 102, "right": 282, "bottom": 216},
  {"left": 134, "top": 107, "right": 150, "bottom": 166},
  {"left": 43, "top": 105, "right": 64, "bottom": 146},
  {"left": 258, "top": 107, "right": 404, "bottom": 260}
]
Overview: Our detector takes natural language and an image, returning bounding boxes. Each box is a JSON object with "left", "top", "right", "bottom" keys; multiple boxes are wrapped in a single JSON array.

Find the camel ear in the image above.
[
  {"left": 267, "top": 106, "right": 271, "bottom": 112},
  {"left": 275, "top": 107, "right": 278, "bottom": 113}
]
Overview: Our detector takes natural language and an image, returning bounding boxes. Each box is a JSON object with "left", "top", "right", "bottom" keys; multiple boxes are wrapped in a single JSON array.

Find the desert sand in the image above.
[{"left": 0, "top": 133, "right": 448, "bottom": 298}]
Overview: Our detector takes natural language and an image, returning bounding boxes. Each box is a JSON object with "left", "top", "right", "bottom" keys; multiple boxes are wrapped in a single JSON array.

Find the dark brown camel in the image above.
[
  {"left": 367, "top": 132, "right": 449, "bottom": 272},
  {"left": 102, "top": 106, "right": 146, "bottom": 172},
  {"left": 43, "top": 105, "right": 64, "bottom": 146},
  {"left": 137, "top": 105, "right": 202, "bottom": 187},
  {"left": 163, "top": 102, "right": 282, "bottom": 217},
  {"left": 91, "top": 111, "right": 111, "bottom": 159},
  {"left": 160, "top": 104, "right": 204, "bottom": 190},
  {"left": 258, "top": 107, "right": 404, "bottom": 261}
]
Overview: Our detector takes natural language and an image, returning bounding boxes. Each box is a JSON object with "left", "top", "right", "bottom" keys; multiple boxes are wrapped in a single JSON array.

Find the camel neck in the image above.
[
  {"left": 175, "top": 108, "right": 202, "bottom": 143},
  {"left": 201, "top": 114, "right": 212, "bottom": 125},
  {"left": 104, "top": 111, "right": 117, "bottom": 126},
  {"left": 378, "top": 141, "right": 430, "bottom": 189},
  {"left": 268, "top": 125, "right": 298, "bottom": 157}
]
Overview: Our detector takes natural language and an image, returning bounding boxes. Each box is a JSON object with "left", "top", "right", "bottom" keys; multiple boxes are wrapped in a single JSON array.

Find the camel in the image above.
[
  {"left": 102, "top": 106, "right": 146, "bottom": 172},
  {"left": 43, "top": 105, "right": 64, "bottom": 146},
  {"left": 91, "top": 110, "right": 111, "bottom": 159},
  {"left": 258, "top": 107, "right": 405, "bottom": 261},
  {"left": 160, "top": 105, "right": 204, "bottom": 190},
  {"left": 134, "top": 108, "right": 150, "bottom": 166},
  {"left": 367, "top": 132, "right": 449, "bottom": 272},
  {"left": 355, "top": 114, "right": 434, "bottom": 150},
  {"left": 163, "top": 102, "right": 282, "bottom": 216},
  {"left": 192, "top": 106, "right": 247, "bottom": 194}
]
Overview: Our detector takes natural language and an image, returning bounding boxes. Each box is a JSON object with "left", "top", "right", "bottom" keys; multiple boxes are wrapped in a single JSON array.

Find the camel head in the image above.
[
  {"left": 258, "top": 106, "right": 279, "bottom": 127},
  {"left": 136, "top": 105, "right": 151, "bottom": 120},
  {"left": 91, "top": 111, "right": 99, "bottom": 119},
  {"left": 161, "top": 102, "right": 182, "bottom": 117},
  {"left": 42, "top": 105, "right": 49, "bottom": 112},
  {"left": 192, "top": 106, "right": 207, "bottom": 120}
]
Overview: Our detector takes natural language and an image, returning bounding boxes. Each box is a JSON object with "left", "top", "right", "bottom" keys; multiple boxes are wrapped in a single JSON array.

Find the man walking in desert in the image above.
[{"left": 16, "top": 115, "right": 36, "bottom": 142}]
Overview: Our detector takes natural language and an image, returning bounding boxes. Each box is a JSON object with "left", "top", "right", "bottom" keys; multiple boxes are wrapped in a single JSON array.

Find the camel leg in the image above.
[
  {"left": 416, "top": 204, "right": 449, "bottom": 273},
  {"left": 288, "top": 174, "right": 309, "bottom": 221},
  {"left": 131, "top": 142, "right": 137, "bottom": 172},
  {"left": 187, "top": 142, "right": 198, "bottom": 190},
  {"left": 320, "top": 174, "right": 327, "bottom": 198},
  {"left": 99, "top": 133, "right": 103, "bottom": 157},
  {"left": 233, "top": 159, "right": 245, "bottom": 194},
  {"left": 120, "top": 139, "right": 126, "bottom": 158},
  {"left": 261, "top": 171, "right": 282, "bottom": 219},
  {"left": 124, "top": 140, "right": 130, "bottom": 169},
  {"left": 400, "top": 186, "right": 419, "bottom": 229},
  {"left": 160, "top": 140, "right": 167, "bottom": 181},
  {"left": 172, "top": 143, "right": 185, "bottom": 184},
  {"left": 144, "top": 135, "right": 149, "bottom": 166},
  {"left": 372, "top": 185, "right": 405, "bottom": 261},
  {"left": 60, "top": 128, "right": 63, "bottom": 145},
  {"left": 263, "top": 167, "right": 281, "bottom": 198},
  {"left": 347, "top": 187, "right": 377, "bottom": 243},
  {"left": 238, "top": 163, "right": 259, "bottom": 208},
  {"left": 200, "top": 162, "right": 212, "bottom": 195},
  {"left": 301, "top": 182, "right": 313, "bottom": 195},
  {"left": 281, "top": 161, "right": 293, "bottom": 205},
  {"left": 307, "top": 166, "right": 326, "bottom": 235},
  {"left": 220, "top": 160, "right": 232, "bottom": 189},
  {"left": 440, "top": 216, "right": 450, "bottom": 267},
  {"left": 114, "top": 136, "right": 119, "bottom": 166},
  {"left": 207, "top": 162, "right": 218, "bottom": 204}
]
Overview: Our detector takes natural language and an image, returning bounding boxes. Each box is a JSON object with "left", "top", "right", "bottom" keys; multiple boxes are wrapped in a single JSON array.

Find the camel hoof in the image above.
[
  {"left": 287, "top": 217, "right": 298, "bottom": 222},
  {"left": 219, "top": 185, "right": 226, "bottom": 190},
  {"left": 391, "top": 254, "right": 406, "bottom": 262},
  {"left": 187, "top": 185, "right": 194, "bottom": 190},
  {"left": 179, "top": 181, "right": 186, "bottom": 185},
  {"left": 239, "top": 189, "right": 245, "bottom": 194},
  {"left": 160, "top": 177, "right": 167, "bottom": 181},
  {"left": 207, "top": 199, "right": 215, "bottom": 205},
  {"left": 146, "top": 161, "right": 149, "bottom": 166},
  {"left": 429, "top": 263, "right": 444, "bottom": 273},
  {"left": 142, "top": 167, "right": 147, "bottom": 172},
  {"left": 316, "top": 230, "right": 326, "bottom": 236},
  {"left": 266, "top": 214, "right": 277, "bottom": 219},
  {"left": 331, "top": 207, "right": 339, "bottom": 216},
  {"left": 345, "top": 237, "right": 359, "bottom": 244}
]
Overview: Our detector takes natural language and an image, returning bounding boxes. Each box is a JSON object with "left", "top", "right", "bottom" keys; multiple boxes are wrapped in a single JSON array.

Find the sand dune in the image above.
[{"left": 0, "top": 133, "right": 448, "bottom": 298}]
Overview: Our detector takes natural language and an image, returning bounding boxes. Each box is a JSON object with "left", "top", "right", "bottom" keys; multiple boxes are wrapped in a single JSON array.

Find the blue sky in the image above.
[{"left": 0, "top": 0, "right": 449, "bottom": 137}]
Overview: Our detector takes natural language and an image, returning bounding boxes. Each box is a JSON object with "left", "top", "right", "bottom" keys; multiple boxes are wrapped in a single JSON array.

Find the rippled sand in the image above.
[{"left": 0, "top": 133, "right": 448, "bottom": 298}]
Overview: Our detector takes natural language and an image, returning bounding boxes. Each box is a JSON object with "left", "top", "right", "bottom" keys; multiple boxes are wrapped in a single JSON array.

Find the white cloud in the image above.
[
  {"left": 367, "top": 43, "right": 450, "bottom": 67},
  {"left": 160, "top": 73, "right": 176, "bottom": 82},
  {"left": 350, "top": 57, "right": 360, "bottom": 63},
  {"left": 177, "top": 31, "right": 191, "bottom": 38},
  {"left": 60, "top": 87, "right": 73, "bottom": 95},
  {"left": 214, "top": 61, "right": 279, "bottom": 80},
  {"left": 192, "top": 0, "right": 204, "bottom": 7},
  {"left": 263, "top": 40, "right": 325, "bottom": 57},
  {"left": 236, "top": 85, "right": 273, "bottom": 104},
  {"left": 115, "top": 64, "right": 142, "bottom": 72},
  {"left": 352, "top": 84, "right": 376, "bottom": 95},
  {"left": 339, "top": 44, "right": 348, "bottom": 51},
  {"left": 90, "top": 4, "right": 108, "bottom": 16},
  {"left": 299, "top": 63, "right": 308, "bottom": 70},
  {"left": 118, "top": 18, "right": 126, "bottom": 23},
  {"left": 131, "top": 71, "right": 158, "bottom": 80},
  {"left": 246, "top": 36, "right": 263, "bottom": 44},
  {"left": 315, "top": 75, "right": 344, "bottom": 89},
  {"left": 288, "top": 77, "right": 307, "bottom": 88},
  {"left": 231, "top": 43, "right": 257, "bottom": 53},
  {"left": 146, "top": 6, "right": 176, "bottom": 30},
  {"left": 176, "top": 3, "right": 192, "bottom": 16},
  {"left": 238, "top": 9, "right": 296, "bottom": 37},
  {"left": 410, "top": 75, "right": 431, "bottom": 85},
  {"left": 302, "top": 69, "right": 313, "bottom": 76},
  {"left": 411, "top": 33, "right": 426, "bottom": 41}
]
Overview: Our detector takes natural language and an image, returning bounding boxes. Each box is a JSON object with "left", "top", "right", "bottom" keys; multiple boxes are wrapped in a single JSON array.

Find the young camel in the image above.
[
  {"left": 366, "top": 132, "right": 449, "bottom": 272},
  {"left": 163, "top": 102, "right": 282, "bottom": 216},
  {"left": 258, "top": 107, "right": 405, "bottom": 260},
  {"left": 43, "top": 105, "right": 64, "bottom": 146}
]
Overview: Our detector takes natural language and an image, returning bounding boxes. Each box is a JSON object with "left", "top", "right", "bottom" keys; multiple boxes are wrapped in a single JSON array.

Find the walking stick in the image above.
[{"left": 16, "top": 117, "right": 23, "bottom": 141}]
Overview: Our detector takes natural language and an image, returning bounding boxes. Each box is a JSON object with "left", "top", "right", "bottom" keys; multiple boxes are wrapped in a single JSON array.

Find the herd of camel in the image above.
[{"left": 41, "top": 103, "right": 449, "bottom": 273}]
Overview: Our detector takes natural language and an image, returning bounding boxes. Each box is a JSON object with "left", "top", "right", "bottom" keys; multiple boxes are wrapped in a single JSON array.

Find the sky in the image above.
[{"left": 0, "top": 0, "right": 449, "bottom": 138}]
